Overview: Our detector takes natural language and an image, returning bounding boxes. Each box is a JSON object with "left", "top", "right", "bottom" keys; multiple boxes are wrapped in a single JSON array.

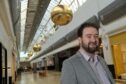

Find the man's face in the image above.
[{"left": 79, "top": 27, "right": 99, "bottom": 54}]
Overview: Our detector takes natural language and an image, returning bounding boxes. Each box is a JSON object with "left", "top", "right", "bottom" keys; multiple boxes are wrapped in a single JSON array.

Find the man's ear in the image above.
[{"left": 78, "top": 37, "right": 82, "bottom": 45}]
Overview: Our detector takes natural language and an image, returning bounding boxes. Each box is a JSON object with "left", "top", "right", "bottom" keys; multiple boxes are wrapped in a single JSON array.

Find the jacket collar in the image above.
[
  {"left": 76, "top": 51, "right": 115, "bottom": 84},
  {"left": 76, "top": 51, "right": 101, "bottom": 84}
]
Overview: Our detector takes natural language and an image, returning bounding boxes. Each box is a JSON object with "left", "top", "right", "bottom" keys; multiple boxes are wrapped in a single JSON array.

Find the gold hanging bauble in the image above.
[
  {"left": 51, "top": 5, "right": 73, "bottom": 26},
  {"left": 33, "top": 44, "right": 41, "bottom": 52},
  {"left": 27, "top": 51, "right": 33, "bottom": 57}
]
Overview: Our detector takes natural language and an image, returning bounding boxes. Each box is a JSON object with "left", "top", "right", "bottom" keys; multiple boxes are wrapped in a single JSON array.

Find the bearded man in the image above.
[{"left": 60, "top": 22, "right": 115, "bottom": 84}]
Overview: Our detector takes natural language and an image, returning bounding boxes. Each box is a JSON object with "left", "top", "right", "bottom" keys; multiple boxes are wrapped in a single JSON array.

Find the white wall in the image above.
[
  {"left": 0, "top": 0, "right": 17, "bottom": 82},
  {"left": 100, "top": 15, "right": 126, "bottom": 64}
]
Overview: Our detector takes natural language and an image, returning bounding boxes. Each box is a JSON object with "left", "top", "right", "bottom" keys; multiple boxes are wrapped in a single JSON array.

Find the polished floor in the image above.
[
  {"left": 16, "top": 71, "right": 61, "bottom": 84},
  {"left": 16, "top": 71, "right": 125, "bottom": 84}
]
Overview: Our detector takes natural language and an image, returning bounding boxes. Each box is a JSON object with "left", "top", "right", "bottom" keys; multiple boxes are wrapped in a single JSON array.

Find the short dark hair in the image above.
[{"left": 77, "top": 22, "right": 99, "bottom": 37}]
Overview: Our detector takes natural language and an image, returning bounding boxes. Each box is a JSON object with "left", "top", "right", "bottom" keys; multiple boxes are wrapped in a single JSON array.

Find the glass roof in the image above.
[
  {"left": 20, "top": 0, "right": 87, "bottom": 58},
  {"left": 21, "top": 0, "right": 28, "bottom": 51}
]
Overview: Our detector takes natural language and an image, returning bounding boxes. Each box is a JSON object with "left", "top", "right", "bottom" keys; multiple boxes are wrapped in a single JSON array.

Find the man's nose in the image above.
[{"left": 90, "top": 36, "right": 97, "bottom": 42}]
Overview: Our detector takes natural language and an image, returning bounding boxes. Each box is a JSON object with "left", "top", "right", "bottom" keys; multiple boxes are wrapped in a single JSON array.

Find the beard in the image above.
[{"left": 81, "top": 41, "right": 99, "bottom": 54}]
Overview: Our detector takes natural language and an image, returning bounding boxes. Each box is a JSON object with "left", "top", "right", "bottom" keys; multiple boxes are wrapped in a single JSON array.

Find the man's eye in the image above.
[
  {"left": 95, "top": 35, "right": 99, "bottom": 38},
  {"left": 87, "top": 35, "right": 91, "bottom": 38},
  {"left": 86, "top": 35, "right": 99, "bottom": 39}
]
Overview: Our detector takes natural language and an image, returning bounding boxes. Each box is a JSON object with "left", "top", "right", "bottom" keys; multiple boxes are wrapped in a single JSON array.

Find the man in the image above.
[{"left": 60, "top": 22, "right": 115, "bottom": 84}]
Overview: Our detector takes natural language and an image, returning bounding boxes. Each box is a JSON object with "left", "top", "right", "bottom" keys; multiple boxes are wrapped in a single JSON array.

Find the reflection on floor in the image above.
[
  {"left": 16, "top": 70, "right": 125, "bottom": 84},
  {"left": 116, "top": 79, "right": 126, "bottom": 84},
  {"left": 16, "top": 71, "right": 61, "bottom": 84}
]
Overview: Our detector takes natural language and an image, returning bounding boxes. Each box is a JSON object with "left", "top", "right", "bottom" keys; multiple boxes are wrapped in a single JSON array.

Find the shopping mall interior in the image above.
[{"left": 0, "top": 0, "right": 126, "bottom": 84}]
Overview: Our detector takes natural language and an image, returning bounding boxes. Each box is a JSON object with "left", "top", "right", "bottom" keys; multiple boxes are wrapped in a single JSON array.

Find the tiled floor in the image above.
[
  {"left": 16, "top": 71, "right": 61, "bottom": 84},
  {"left": 16, "top": 71, "right": 125, "bottom": 84}
]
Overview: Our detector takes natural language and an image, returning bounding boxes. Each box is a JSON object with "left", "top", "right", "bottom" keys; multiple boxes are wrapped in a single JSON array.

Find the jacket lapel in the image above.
[
  {"left": 98, "top": 56, "right": 115, "bottom": 84},
  {"left": 76, "top": 52, "right": 101, "bottom": 84}
]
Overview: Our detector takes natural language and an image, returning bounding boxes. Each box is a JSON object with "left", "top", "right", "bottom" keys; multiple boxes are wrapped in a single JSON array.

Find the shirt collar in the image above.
[
  {"left": 79, "top": 48, "right": 90, "bottom": 61},
  {"left": 79, "top": 48, "right": 99, "bottom": 64}
]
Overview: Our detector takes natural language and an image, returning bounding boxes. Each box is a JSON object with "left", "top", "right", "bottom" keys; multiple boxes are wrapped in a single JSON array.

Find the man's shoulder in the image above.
[{"left": 63, "top": 52, "right": 80, "bottom": 64}]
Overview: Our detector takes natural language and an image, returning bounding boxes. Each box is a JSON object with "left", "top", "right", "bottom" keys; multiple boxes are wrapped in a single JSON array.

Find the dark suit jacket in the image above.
[{"left": 60, "top": 51, "right": 115, "bottom": 84}]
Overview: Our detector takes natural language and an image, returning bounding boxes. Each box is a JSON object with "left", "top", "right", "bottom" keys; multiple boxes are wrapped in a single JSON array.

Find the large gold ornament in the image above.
[
  {"left": 27, "top": 51, "right": 33, "bottom": 57},
  {"left": 51, "top": 5, "right": 73, "bottom": 26},
  {"left": 33, "top": 44, "right": 41, "bottom": 52}
]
